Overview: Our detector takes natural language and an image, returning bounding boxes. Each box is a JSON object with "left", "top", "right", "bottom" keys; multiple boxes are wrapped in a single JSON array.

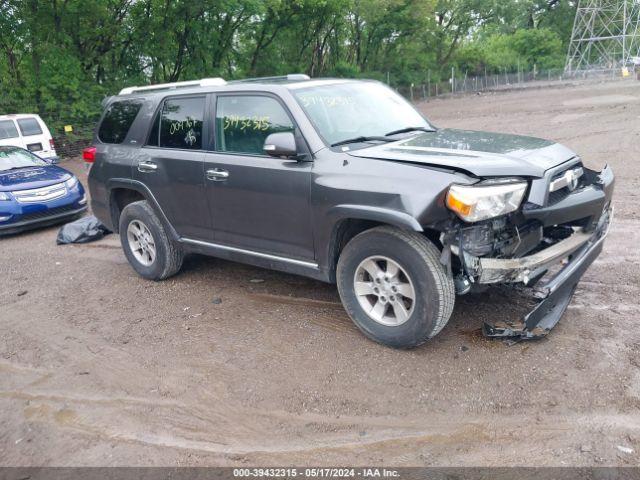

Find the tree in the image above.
[{"left": 0, "top": 0, "right": 578, "bottom": 136}]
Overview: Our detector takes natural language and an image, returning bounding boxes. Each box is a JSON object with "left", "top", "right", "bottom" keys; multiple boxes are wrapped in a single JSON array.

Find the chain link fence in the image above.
[
  {"left": 394, "top": 67, "right": 632, "bottom": 102},
  {"left": 51, "top": 124, "right": 95, "bottom": 159},
  {"left": 36, "top": 109, "right": 98, "bottom": 159}
]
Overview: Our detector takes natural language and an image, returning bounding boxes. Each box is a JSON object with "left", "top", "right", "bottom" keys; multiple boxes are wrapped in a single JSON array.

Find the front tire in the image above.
[
  {"left": 337, "top": 226, "right": 455, "bottom": 348},
  {"left": 119, "top": 200, "right": 183, "bottom": 280}
]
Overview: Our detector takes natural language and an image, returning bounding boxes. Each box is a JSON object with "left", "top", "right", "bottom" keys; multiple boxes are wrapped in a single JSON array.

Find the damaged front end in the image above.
[{"left": 441, "top": 163, "right": 614, "bottom": 339}]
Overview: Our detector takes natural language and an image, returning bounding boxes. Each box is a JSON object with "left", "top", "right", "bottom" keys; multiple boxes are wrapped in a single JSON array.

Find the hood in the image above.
[
  {"left": 0, "top": 164, "right": 72, "bottom": 191},
  {"left": 347, "top": 129, "right": 578, "bottom": 178}
]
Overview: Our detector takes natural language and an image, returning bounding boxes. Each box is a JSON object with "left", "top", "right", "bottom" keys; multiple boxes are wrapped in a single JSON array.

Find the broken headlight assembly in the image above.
[{"left": 446, "top": 179, "right": 527, "bottom": 222}]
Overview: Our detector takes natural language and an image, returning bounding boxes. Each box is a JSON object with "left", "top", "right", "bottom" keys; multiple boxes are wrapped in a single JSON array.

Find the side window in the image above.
[
  {"left": 159, "top": 97, "right": 204, "bottom": 150},
  {"left": 0, "top": 120, "right": 19, "bottom": 140},
  {"left": 99, "top": 100, "right": 143, "bottom": 144},
  {"left": 216, "top": 96, "right": 294, "bottom": 155},
  {"left": 17, "top": 118, "right": 43, "bottom": 136}
]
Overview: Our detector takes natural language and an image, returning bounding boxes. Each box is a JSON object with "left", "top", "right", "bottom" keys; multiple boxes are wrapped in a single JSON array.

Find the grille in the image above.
[
  {"left": 12, "top": 183, "right": 67, "bottom": 203},
  {"left": 548, "top": 188, "right": 571, "bottom": 205},
  {"left": 547, "top": 165, "right": 586, "bottom": 205},
  {"left": 20, "top": 204, "right": 77, "bottom": 222}
]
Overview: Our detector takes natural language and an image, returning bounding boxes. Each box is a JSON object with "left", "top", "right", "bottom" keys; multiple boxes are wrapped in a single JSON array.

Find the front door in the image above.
[
  {"left": 203, "top": 94, "right": 314, "bottom": 261},
  {"left": 134, "top": 95, "right": 211, "bottom": 240}
]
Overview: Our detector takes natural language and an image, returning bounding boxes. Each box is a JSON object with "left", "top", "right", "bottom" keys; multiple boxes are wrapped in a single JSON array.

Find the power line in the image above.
[{"left": 565, "top": 0, "right": 640, "bottom": 73}]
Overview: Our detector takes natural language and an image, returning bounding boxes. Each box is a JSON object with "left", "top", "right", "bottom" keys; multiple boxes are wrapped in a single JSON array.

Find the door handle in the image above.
[
  {"left": 206, "top": 168, "right": 229, "bottom": 181},
  {"left": 138, "top": 161, "right": 158, "bottom": 173}
]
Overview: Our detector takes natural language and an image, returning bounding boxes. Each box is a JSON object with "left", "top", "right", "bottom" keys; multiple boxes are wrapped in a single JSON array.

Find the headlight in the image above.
[
  {"left": 446, "top": 180, "right": 527, "bottom": 222},
  {"left": 0, "top": 192, "right": 10, "bottom": 201},
  {"left": 65, "top": 176, "right": 79, "bottom": 189}
]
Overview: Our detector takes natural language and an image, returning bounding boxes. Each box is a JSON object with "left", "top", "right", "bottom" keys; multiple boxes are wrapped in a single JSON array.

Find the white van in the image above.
[{"left": 0, "top": 114, "right": 59, "bottom": 163}]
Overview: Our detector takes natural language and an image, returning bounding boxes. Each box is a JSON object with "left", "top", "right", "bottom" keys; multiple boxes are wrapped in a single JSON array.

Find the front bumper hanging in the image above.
[{"left": 481, "top": 206, "right": 613, "bottom": 339}]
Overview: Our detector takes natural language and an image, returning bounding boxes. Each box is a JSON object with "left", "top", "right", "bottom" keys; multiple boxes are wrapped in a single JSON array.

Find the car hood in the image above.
[
  {"left": 347, "top": 129, "right": 578, "bottom": 178},
  {"left": 0, "top": 164, "right": 72, "bottom": 192}
]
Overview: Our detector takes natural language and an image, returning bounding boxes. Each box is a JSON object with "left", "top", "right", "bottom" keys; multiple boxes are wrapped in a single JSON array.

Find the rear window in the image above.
[
  {"left": 98, "top": 100, "right": 143, "bottom": 144},
  {"left": 158, "top": 97, "right": 204, "bottom": 150},
  {"left": 0, "top": 120, "right": 19, "bottom": 140},
  {"left": 17, "top": 117, "right": 43, "bottom": 136}
]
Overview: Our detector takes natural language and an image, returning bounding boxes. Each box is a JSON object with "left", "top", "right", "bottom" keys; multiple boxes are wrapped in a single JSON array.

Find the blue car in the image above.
[{"left": 0, "top": 146, "right": 87, "bottom": 235}]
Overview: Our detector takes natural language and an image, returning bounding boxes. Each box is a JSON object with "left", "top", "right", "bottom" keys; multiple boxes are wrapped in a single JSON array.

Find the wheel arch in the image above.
[
  {"left": 106, "top": 179, "right": 179, "bottom": 240},
  {"left": 325, "top": 205, "right": 433, "bottom": 283}
]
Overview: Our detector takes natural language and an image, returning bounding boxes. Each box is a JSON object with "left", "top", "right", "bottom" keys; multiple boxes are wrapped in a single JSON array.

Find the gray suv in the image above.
[{"left": 87, "top": 74, "right": 614, "bottom": 348}]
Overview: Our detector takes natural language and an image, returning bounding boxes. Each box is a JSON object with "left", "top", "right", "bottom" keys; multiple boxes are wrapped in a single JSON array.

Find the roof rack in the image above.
[
  {"left": 119, "top": 77, "right": 227, "bottom": 95},
  {"left": 229, "top": 73, "right": 310, "bottom": 84}
]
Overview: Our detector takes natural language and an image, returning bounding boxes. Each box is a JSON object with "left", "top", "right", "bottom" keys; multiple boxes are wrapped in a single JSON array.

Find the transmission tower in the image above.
[{"left": 565, "top": 0, "right": 640, "bottom": 74}]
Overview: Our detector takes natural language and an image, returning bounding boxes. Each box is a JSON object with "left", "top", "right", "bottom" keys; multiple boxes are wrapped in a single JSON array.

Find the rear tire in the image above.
[
  {"left": 337, "top": 226, "right": 455, "bottom": 348},
  {"left": 119, "top": 200, "right": 183, "bottom": 280}
]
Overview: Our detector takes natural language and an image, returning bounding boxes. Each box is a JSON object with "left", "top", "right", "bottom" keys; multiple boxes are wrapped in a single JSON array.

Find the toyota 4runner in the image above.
[{"left": 87, "top": 74, "right": 614, "bottom": 348}]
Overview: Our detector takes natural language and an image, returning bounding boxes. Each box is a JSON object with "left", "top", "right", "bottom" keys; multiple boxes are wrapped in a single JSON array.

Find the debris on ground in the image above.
[
  {"left": 617, "top": 446, "right": 634, "bottom": 454},
  {"left": 56, "top": 215, "right": 110, "bottom": 245},
  {"left": 211, "top": 297, "right": 222, "bottom": 304}
]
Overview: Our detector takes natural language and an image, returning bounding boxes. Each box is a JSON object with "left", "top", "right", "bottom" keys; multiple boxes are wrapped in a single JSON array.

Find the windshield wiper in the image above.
[
  {"left": 384, "top": 126, "right": 436, "bottom": 136},
  {"left": 330, "top": 136, "right": 394, "bottom": 148}
]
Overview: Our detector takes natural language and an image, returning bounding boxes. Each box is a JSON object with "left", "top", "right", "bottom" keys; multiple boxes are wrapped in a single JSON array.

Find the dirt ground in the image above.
[{"left": 1, "top": 80, "right": 639, "bottom": 467}]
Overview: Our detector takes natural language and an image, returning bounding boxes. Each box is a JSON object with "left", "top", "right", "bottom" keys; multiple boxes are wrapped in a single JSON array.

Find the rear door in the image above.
[
  {"left": 202, "top": 93, "right": 314, "bottom": 260},
  {"left": 0, "top": 119, "right": 21, "bottom": 149},
  {"left": 134, "top": 94, "right": 211, "bottom": 240}
]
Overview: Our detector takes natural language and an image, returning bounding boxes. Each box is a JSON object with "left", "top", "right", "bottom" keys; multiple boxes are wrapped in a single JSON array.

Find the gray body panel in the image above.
[
  {"left": 135, "top": 147, "right": 210, "bottom": 239},
  {"left": 203, "top": 151, "right": 314, "bottom": 260}
]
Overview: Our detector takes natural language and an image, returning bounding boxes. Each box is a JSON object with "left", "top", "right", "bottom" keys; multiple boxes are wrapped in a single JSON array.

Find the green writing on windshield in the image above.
[{"left": 298, "top": 95, "right": 355, "bottom": 108}]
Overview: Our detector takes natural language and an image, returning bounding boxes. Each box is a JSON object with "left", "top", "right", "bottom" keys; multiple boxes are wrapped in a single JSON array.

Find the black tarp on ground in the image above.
[{"left": 56, "top": 215, "right": 111, "bottom": 244}]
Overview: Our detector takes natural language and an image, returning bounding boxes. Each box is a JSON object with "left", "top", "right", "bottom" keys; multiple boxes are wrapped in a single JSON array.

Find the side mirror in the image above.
[{"left": 263, "top": 132, "right": 297, "bottom": 158}]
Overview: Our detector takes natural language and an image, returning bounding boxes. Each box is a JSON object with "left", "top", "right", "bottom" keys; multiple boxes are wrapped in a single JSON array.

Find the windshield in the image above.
[
  {"left": 292, "top": 81, "right": 433, "bottom": 147},
  {"left": 0, "top": 147, "right": 48, "bottom": 172}
]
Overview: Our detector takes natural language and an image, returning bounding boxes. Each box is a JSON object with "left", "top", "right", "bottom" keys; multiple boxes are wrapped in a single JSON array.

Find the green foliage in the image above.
[
  {"left": 453, "top": 43, "right": 488, "bottom": 75},
  {"left": 465, "top": 28, "right": 564, "bottom": 73},
  {"left": 0, "top": 0, "right": 576, "bottom": 134},
  {"left": 481, "top": 34, "right": 522, "bottom": 71},
  {"left": 512, "top": 28, "right": 564, "bottom": 69}
]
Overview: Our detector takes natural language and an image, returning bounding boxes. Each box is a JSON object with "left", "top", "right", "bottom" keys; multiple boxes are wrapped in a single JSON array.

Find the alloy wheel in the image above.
[
  {"left": 127, "top": 219, "right": 156, "bottom": 267},
  {"left": 353, "top": 255, "right": 416, "bottom": 326}
]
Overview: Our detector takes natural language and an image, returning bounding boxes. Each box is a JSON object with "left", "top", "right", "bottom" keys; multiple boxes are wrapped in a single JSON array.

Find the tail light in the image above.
[
  {"left": 49, "top": 138, "right": 55, "bottom": 150},
  {"left": 82, "top": 146, "right": 96, "bottom": 163}
]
